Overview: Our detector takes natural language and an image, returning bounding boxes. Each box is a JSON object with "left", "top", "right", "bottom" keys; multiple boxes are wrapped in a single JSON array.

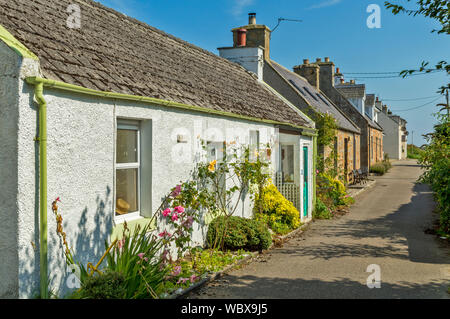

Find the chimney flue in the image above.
[{"left": 248, "top": 13, "right": 256, "bottom": 25}]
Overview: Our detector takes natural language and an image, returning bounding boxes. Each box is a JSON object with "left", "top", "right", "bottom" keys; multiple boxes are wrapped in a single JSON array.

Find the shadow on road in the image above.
[
  {"left": 192, "top": 274, "right": 446, "bottom": 299},
  {"left": 276, "top": 183, "right": 449, "bottom": 265}
]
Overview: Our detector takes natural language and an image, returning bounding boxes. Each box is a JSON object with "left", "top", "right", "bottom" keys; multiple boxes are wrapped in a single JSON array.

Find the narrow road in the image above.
[{"left": 187, "top": 159, "right": 450, "bottom": 299}]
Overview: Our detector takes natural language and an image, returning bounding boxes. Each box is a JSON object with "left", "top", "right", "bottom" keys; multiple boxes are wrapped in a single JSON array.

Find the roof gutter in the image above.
[{"left": 25, "top": 77, "right": 316, "bottom": 135}]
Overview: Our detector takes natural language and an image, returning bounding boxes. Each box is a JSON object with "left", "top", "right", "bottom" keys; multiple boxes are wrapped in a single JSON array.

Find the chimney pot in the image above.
[
  {"left": 235, "top": 28, "right": 247, "bottom": 46},
  {"left": 324, "top": 57, "right": 330, "bottom": 62},
  {"left": 340, "top": 78, "right": 344, "bottom": 84},
  {"left": 350, "top": 79, "right": 355, "bottom": 84},
  {"left": 376, "top": 97, "right": 379, "bottom": 102},
  {"left": 316, "top": 58, "right": 322, "bottom": 62},
  {"left": 336, "top": 67, "right": 340, "bottom": 74},
  {"left": 248, "top": 12, "right": 256, "bottom": 25},
  {"left": 303, "top": 59, "right": 309, "bottom": 65}
]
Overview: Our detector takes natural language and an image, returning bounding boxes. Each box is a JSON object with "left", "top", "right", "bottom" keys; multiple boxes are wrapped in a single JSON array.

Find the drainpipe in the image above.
[{"left": 28, "top": 79, "right": 48, "bottom": 299}]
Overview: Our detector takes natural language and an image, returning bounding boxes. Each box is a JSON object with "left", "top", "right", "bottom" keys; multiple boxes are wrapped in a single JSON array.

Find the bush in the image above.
[
  {"left": 255, "top": 182, "right": 301, "bottom": 234},
  {"left": 370, "top": 163, "right": 386, "bottom": 175},
  {"left": 313, "top": 198, "right": 332, "bottom": 219},
  {"left": 71, "top": 271, "right": 127, "bottom": 299},
  {"left": 207, "top": 216, "right": 272, "bottom": 251}
]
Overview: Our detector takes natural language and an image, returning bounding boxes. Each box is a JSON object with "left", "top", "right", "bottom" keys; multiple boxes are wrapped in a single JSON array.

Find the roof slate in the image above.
[
  {"left": 0, "top": 0, "right": 312, "bottom": 128},
  {"left": 269, "top": 61, "right": 360, "bottom": 134}
]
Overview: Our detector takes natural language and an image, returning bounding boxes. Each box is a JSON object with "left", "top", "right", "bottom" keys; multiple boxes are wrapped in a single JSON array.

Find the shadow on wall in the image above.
[
  {"left": 18, "top": 187, "right": 113, "bottom": 298},
  {"left": 55, "top": 186, "right": 113, "bottom": 297},
  {"left": 192, "top": 274, "right": 448, "bottom": 299}
]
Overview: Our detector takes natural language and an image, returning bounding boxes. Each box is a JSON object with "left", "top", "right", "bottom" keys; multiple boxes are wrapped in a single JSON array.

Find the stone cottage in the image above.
[
  {"left": 0, "top": 0, "right": 316, "bottom": 298},
  {"left": 333, "top": 78, "right": 384, "bottom": 166},
  {"left": 218, "top": 14, "right": 361, "bottom": 187}
]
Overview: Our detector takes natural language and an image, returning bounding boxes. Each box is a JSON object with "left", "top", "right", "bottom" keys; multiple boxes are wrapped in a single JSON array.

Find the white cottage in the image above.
[{"left": 0, "top": 0, "right": 316, "bottom": 298}]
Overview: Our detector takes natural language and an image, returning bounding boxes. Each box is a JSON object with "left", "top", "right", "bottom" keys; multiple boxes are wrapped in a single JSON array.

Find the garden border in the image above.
[
  {"left": 167, "top": 251, "right": 259, "bottom": 299},
  {"left": 168, "top": 223, "right": 308, "bottom": 299}
]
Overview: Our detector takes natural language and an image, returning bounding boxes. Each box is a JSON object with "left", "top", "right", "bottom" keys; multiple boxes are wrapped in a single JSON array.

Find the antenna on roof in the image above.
[{"left": 271, "top": 18, "right": 302, "bottom": 36}]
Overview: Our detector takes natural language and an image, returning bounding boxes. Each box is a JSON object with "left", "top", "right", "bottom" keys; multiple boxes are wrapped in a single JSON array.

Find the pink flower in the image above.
[
  {"left": 137, "top": 252, "right": 145, "bottom": 259},
  {"left": 117, "top": 239, "right": 125, "bottom": 249},
  {"left": 171, "top": 266, "right": 181, "bottom": 276},
  {"left": 158, "top": 230, "right": 172, "bottom": 238},
  {"left": 171, "top": 213, "right": 179, "bottom": 221},
  {"left": 189, "top": 274, "right": 198, "bottom": 283},
  {"left": 177, "top": 277, "right": 189, "bottom": 284},
  {"left": 162, "top": 208, "right": 171, "bottom": 217},
  {"left": 174, "top": 206, "right": 185, "bottom": 214}
]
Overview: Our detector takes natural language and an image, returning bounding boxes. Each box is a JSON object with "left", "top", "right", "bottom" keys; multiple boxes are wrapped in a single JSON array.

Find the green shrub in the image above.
[
  {"left": 207, "top": 216, "right": 272, "bottom": 251},
  {"left": 313, "top": 198, "right": 333, "bottom": 219},
  {"left": 254, "top": 182, "right": 301, "bottom": 234},
  {"left": 71, "top": 271, "right": 127, "bottom": 299},
  {"left": 370, "top": 163, "right": 386, "bottom": 175}
]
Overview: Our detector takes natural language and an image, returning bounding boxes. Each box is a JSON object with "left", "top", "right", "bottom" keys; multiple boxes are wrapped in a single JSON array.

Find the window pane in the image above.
[
  {"left": 117, "top": 129, "right": 138, "bottom": 163},
  {"left": 115, "top": 168, "right": 138, "bottom": 215},
  {"left": 281, "top": 144, "right": 294, "bottom": 183}
]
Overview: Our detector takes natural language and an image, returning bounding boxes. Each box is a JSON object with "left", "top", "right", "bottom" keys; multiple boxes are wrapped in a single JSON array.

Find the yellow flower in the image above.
[{"left": 208, "top": 160, "right": 217, "bottom": 172}]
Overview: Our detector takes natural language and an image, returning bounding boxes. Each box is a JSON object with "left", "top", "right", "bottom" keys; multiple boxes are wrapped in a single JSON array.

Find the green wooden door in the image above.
[{"left": 303, "top": 146, "right": 308, "bottom": 217}]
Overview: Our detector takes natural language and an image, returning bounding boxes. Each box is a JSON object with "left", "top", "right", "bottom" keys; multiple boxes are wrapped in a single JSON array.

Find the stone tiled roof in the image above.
[
  {"left": 335, "top": 83, "right": 366, "bottom": 98},
  {"left": 269, "top": 61, "right": 360, "bottom": 134},
  {"left": 0, "top": 0, "right": 312, "bottom": 128}
]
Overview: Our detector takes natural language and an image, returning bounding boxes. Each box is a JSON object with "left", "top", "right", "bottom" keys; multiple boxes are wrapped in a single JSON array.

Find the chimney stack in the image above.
[
  {"left": 324, "top": 57, "right": 330, "bottom": 62},
  {"left": 230, "top": 13, "right": 271, "bottom": 61},
  {"left": 316, "top": 58, "right": 322, "bottom": 62},
  {"left": 248, "top": 12, "right": 256, "bottom": 25},
  {"left": 382, "top": 105, "right": 388, "bottom": 114},
  {"left": 312, "top": 56, "right": 335, "bottom": 89},
  {"left": 350, "top": 79, "right": 355, "bottom": 84},
  {"left": 293, "top": 59, "right": 320, "bottom": 90}
]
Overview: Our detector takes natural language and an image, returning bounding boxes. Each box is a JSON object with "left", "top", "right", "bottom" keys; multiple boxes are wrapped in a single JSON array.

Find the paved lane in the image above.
[{"left": 187, "top": 160, "right": 450, "bottom": 299}]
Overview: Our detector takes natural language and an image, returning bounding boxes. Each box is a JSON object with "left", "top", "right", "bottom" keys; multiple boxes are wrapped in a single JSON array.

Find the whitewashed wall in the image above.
[{"left": 11, "top": 80, "right": 282, "bottom": 297}]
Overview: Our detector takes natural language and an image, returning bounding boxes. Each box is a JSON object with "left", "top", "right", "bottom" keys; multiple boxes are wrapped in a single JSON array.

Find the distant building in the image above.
[{"left": 375, "top": 102, "right": 408, "bottom": 160}]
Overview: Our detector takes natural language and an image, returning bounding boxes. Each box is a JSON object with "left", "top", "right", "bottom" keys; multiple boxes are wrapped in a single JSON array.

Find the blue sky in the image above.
[{"left": 98, "top": 0, "right": 449, "bottom": 146}]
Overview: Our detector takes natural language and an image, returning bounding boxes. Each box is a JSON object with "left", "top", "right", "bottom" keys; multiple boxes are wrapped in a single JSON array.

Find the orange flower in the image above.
[{"left": 208, "top": 160, "right": 217, "bottom": 172}]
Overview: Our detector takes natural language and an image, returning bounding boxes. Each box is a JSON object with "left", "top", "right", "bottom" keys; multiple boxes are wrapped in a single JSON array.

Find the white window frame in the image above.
[{"left": 115, "top": 121, "right": 142, "bottom": 224}]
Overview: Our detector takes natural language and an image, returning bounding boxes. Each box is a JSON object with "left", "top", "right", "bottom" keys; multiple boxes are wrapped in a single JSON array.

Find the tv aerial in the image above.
[{"left": 271, "top": 18, "right": 303, "bottom": 37}]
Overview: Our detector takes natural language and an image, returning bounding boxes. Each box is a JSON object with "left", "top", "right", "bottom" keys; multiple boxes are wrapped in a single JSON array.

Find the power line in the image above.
[
  {"left": 382, "top": 95, "right": 441, "bottom": 101},
  {"left": 390, "top": 96, "right": 443, "bottom": 112},
  {"left": 348, "top": 70, "right": 444, "bottom": 79}
]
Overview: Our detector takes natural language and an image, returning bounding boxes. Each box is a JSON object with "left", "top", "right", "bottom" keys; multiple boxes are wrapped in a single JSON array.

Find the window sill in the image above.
[{"left": 111, "top": 216, "right": 156, "bottom": 241}]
